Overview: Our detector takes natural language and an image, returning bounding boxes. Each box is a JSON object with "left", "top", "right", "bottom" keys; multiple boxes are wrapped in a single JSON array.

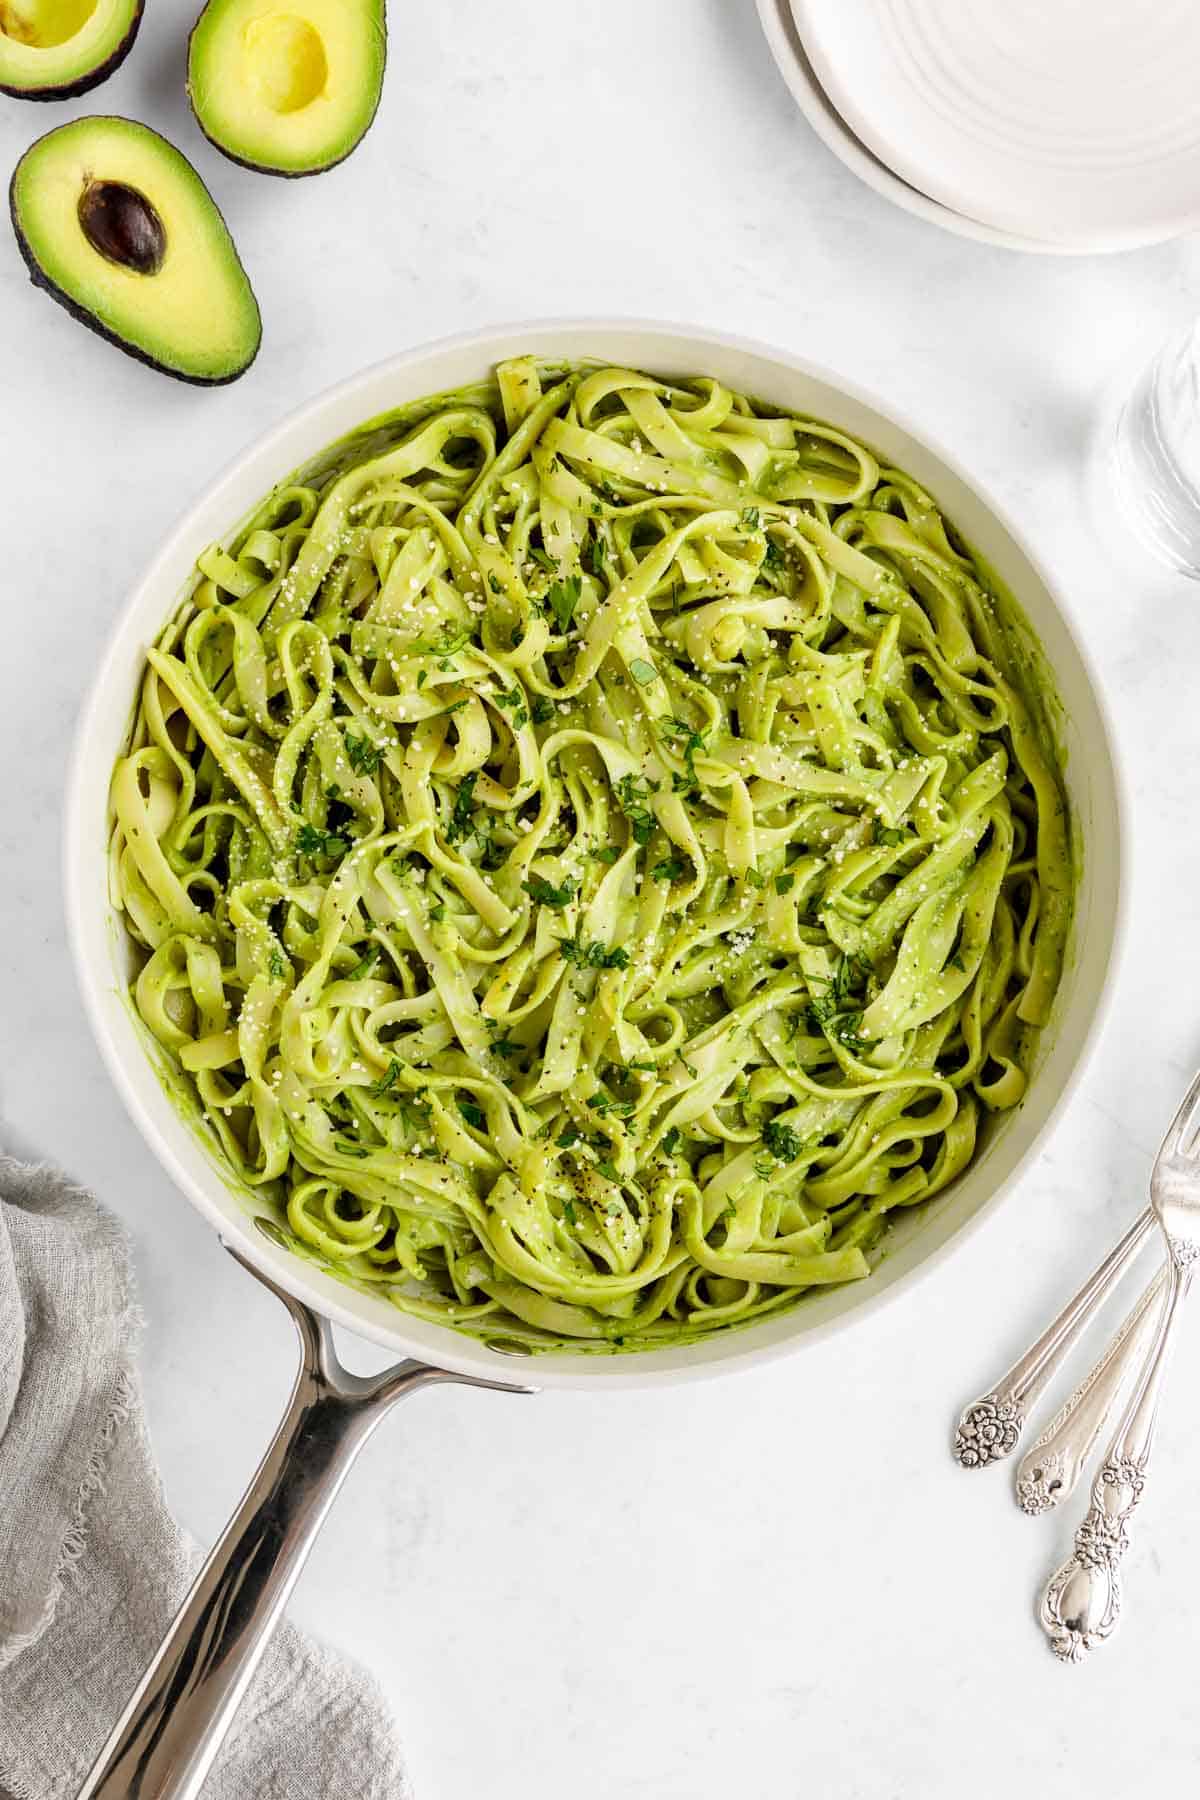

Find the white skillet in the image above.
[{"left": 66, "top": 320, "right": 1126, "bottom": 1795}]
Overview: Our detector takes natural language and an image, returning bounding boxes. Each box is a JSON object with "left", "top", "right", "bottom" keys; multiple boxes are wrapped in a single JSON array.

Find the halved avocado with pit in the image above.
[
  {"left": 188, "top": 0, "right": 386, "bottom": 178},
  {"left": 0, "top": 0, "right": 143, "bottom": 100},
  {"left": 10, "top": 116, "right": 262, "bottom": 384}
]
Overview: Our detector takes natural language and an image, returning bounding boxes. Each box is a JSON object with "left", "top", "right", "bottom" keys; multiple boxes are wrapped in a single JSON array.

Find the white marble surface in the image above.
[{"left": 4, "top": 3, "right": 1200, "bottom": 1794}]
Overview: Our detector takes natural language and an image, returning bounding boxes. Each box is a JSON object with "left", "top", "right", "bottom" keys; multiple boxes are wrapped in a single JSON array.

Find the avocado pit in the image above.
[
  {"left": 12, "top": 115, "right": 260, "bottom": 380},
  {"left": 78, "top": 179, "right": 166, "bottom": 276}
]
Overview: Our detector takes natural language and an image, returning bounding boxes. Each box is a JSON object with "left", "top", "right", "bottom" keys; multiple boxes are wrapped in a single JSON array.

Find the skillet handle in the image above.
[{"left": 77, "top": 1247, "right": 533, "bottom": 1800}]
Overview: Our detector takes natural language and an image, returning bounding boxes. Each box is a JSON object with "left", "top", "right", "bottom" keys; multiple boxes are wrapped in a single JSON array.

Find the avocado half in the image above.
[
  {"left": 0, "top": 0, "right": 143, "bottom": 100},
  {"left": 10, "top": 116, "right": 262, "bottom": 384},
  {"left": 188, "top": 0, "right": 386, "bottom": 178}
]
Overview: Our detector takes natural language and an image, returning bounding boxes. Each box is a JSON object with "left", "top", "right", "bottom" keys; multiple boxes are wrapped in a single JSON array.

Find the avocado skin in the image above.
[
  {"left": 0, "top": 1, "right": 145, "bottom": 101},
  {"left": 7, "top": 134, "right": 261, "bottom": 386},
  {"left": 186, "top": 6, "right": 386, "bottom": 179}
]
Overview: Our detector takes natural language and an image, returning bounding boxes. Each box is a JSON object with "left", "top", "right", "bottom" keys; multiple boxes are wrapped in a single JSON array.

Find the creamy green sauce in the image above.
[{"left": 111, "top": 359, "right": 1075, "bottom": 1353}]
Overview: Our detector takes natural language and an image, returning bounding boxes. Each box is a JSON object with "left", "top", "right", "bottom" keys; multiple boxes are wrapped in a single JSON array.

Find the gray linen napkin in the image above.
[{"left": 0, "top": 1156, "right": 410, "bottom": 1800}]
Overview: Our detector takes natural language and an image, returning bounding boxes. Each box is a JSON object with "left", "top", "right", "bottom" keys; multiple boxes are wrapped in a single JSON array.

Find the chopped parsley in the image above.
[
  {"left": 529, "top": 545, "right": 555, "bottom": 572},
  {"left": 490, "top": 1035, "right": 521, "bottom": 1058},
  {"left": 546, "top": 573, "right": 582, "bottom": 632},
  {"left": 659, "top": 716, "right": 706, "bottom": 795},
  {"left": 335, "top": 1140, "right": 370, "bottom": 1159},
  {"left": 523, "top": 874, "right": 578, "bottom": 909},
  {"left": 445, "top": 771, "right": 478, "bottom": 844},
  {"left": 835, "top": 1013, "right": 871, "bottom": 1054},
  {"left": 487, "top": 573, "right": 503, "bottom": 595},
  {"left": 583, "top": 529, "right": 606, "bottom": 577},
  {"left": 806, "top": 954, "right": 875, "bottom": 1046},
  {"left": 741, "top": 505, "right": 761, "bottom": 530},
  {"left": 615, "top": 772, "right": 657, "bottom": 845},
  {"left": 763, "top": 537, "right": 786, "bottom": 572},
  {"left": 556, "top": 1124, "right": 582, "bottom": 1148},
  {"left": 345, "top": 945, "right": 380, "bottom": 981},
  {"left": 429, "top": 903, "right": 447, "bottom": 922},
  {"left": 295, "top": 822, "right": 349, "bottom": 861},
  {"left": 651, "top": 856, "right": 685, "bottom": 883},
  {"left": 561, "top": 1196, "right": 578, "bottom": 1225},
  {"left": 531, "top": 695, "right": 556, "bottom": 725},
  {"left": 763, "top": 1119, "right": 805, "bottom": 1162},
  {"left": 596, "top": 1159, "right": 620, "bottom": 1183},
  {"left": 475, "top": 812, "right": 507, "bottom": 872},
  {"left": 808, "top": 951, "right": 872, "bottom": 1023},
  {"left": 842, "top": 951, "right": 873, "bottom": 995},
  {"left": 397, "top": 1092, "right": 432, "bottom": 1133},
  {"left": 590, "top": 844, "right": 621, "bottom": 865},
  {"left": 806, "top": 993, "right": 839, "bottom": 1032},
  {"left": 416, "top": 623, "right": 473, "bottom": 669},
  {"left": 494, "top": 686, "right": 529, "bottom": 729},
  {"left": 344, "top": 733, "right": 383, "bottom": 776},
  {"left": 373, "top": 1059, "right": 401, "bottom": 1095},
  {"left": 458, "top": 1100, "right": 486, "bottom": 1131},
  {"left": 267, "top": 948, "right": 287, "bottom": 980},
  {"left": 558, "top": 929, "right": 629, "bottom": 969},
  {"left": 588, "top": 1092, "right": 634, "bottom": 1119},
  {"left": 774, "top": 872, "right": 796, "bottom": 895},
  {"left": 662, "top": 1126, "right": 682, "bottom": 1156},
  {"left": 873, "top": 818, "right": 906, "bottom": 847}
]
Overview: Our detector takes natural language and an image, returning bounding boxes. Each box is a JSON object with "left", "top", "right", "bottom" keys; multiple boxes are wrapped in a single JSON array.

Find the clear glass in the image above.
[{"left": 1114, "top": 319, "right": 1200, "bottom": 580}]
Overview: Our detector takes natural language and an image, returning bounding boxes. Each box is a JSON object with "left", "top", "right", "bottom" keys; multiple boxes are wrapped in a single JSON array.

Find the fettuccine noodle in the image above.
[{"left": 111, "top": 358, "right": 1073, "bottom": 1352}]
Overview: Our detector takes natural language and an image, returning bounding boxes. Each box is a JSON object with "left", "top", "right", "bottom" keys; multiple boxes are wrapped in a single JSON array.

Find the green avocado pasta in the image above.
[{"left": 110, "top": 358, "right": 1073, "bottom": 1353}]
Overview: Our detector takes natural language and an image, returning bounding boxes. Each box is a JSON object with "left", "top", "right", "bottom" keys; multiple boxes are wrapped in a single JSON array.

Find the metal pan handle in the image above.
[{"left": 77, "top": 1246, "right": 533, "bottom": 1800}]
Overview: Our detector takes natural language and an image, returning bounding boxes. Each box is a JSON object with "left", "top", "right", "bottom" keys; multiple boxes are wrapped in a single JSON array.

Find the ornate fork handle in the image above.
[
  {"left": 954, "top": 1208, "right": 1154, "bottom": 1469},
  {"left": 1015, "top": 1267, "right": 1165, "bottom": 1515},
  {"left": 1039, "top": 1250, "right": 1194, "bottom": 1662}
]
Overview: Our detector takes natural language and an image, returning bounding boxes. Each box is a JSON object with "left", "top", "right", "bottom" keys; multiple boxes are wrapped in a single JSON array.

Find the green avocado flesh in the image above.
[
  {"left": 10, "top": 116, "right": 262, "bottom": 384},
  {"left": 188, "top": 0, "right": 386, "bottom": 177},
  {"left": 0, "top": 0, "right": 142, "bottom": 98}
]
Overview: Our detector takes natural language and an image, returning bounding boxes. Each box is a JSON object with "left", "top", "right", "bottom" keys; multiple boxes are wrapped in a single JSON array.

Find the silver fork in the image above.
[{"left": 1039, "top": 1069, "right": 1200, "bottom": 1662}]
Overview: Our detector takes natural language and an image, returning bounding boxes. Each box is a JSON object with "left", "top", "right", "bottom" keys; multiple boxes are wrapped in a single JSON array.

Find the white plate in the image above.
[
  {"left": 66, "top": 319, "right": 1126, "bottom": 1390},
  {"left": 792, "top": 0, "right": 1200, "bottom": 254},
  {"left": 755, "top": 0, "right": 1070, "bottom": 254}
]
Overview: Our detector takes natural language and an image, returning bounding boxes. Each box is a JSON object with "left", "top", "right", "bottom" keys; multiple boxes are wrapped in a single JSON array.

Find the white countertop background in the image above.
[{"left": 4, "top": 3, "right": 1200, "bottom": 1795}]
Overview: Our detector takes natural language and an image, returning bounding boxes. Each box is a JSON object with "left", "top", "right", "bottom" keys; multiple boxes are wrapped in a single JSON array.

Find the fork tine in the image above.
[{"left": 1162, "top": 1065, "right": 1200, "bottom": 1158}]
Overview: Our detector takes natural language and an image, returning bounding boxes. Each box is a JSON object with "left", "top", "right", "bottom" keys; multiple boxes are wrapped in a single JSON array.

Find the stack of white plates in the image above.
[{"left": 758, "top": 0, "right": 1200, "bottom": 254}]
